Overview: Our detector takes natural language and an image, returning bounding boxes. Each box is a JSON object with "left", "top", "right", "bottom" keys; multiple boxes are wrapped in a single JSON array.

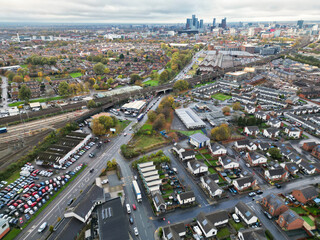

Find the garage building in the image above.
[{"left": 175, "top": 108, "right": 206, "bottom": 129}]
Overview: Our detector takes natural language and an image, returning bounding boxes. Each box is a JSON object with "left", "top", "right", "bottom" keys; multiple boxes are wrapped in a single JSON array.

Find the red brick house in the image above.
[
  {"left": 303, "top": 142, "right": 317, "bottom": 152},
  {"left": 277, "top": 210, "right": 304, "bottom": 230},
  {"left": 292, "top": 186, "right": 318, "bottom": 204},
  {"left": 261, "top": 193, "right": 289, "bottom": 216},
  {"left": 311, "top": 145, "right": 320, "bottom": 160},
  {"left": 264, "top": 168, "right": 288, "bottom": 182}
]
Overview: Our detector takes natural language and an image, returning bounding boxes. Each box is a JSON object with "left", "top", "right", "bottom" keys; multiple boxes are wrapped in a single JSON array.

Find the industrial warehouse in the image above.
[
  {"left": 121, "top": 100, "right": 146, "bottom": 114},
  {"left": 175, "top": 107, "right": 206, "bottom": 129}
]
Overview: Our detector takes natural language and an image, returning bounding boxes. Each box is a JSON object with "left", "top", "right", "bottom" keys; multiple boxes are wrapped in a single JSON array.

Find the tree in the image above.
[
  {"left": 92, "top": 118, "right": 106, "bottom": 136},
  {"left": 93, "top": 62, "right": 105, "bottom": 75},
  {"left": 232, "top": 102, "right": 241, "bottom": 111},
  {"left": 104, "top": 68, "right": 111, "bottom": 74},
  {"left": 159, "top": 70, "right": 169, "bottom": 84},
  {"left": 173, "top": 79, "right": 189, "bottom": 92},
  {"left": 268, "top": 148, "right": 282, "bottom": 160},
  {"left": 49, "top": 225, "right": 54, "bottom": 233},
  {"left": 18, "top": 85, "right": 31, "bottom": 102},
  {"left": 222, "top": 106, "right": 231, "bottom": 115},
  {"left": 58, "top": 81, "right": 70, "bottom": 97},
  {"left": 130, "top": 74, "right": 142, "bottom": 84},
  {"left": 119, "top": 53, "right": 124, "bottom": 59},
  {"left": 98, "top": 116, "right": 114, "bottom": 129},
  {"left": 210, "top": 124, "right": 231, "bottom": 141},
  {"left": 153, "top": 114, "right": 165, "bottom": 130},
  {"left": 87, "top": 100, "right": 96, "bottom": 108},
  {"left": 13, "top": 75, "right": 23, "bottom": 83},
  {"left": 147, "top": 110, "right": 157, "bottom": 122}
]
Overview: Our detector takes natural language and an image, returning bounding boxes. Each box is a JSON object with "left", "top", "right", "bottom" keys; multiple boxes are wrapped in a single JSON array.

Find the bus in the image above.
[
  {"left": 132, "top": 180, "right": 142, "bottom": 202},
  {"left": 0, "top": 127, "right": 7, "bottom": 134},
  {"left": 137, "top": 113, "right": 144, "bottom": 121}
]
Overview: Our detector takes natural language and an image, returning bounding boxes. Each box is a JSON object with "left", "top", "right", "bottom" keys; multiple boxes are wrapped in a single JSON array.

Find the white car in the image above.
[
  {"left": 133, "top": 227, "right": 139, "bottom": 236},
  {"left": 101, "top": 179, "right": 108, "bottom": 185},
  {"left": 232, "top": 213, "right": 240, "bottom": 223},
  {"left": 29, "top": 210, "right": 34, "bottom": 215},
  {"left": 24, "top": 208, "right": 30, "bottom": 214}
]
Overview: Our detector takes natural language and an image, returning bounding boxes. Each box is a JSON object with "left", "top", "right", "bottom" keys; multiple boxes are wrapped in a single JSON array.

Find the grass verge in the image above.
[
  {"left": 178, "top": 130, "right": 203, "bottom": 136},
  {"left": 212, "top": 93, "right": 232, "bottom": 101},
  {"left": 69, "top": 72, "right": 83, "bottom": 78},
  {"left": 3, "top": 166, "right": 86, "bottom": 240},
  {"left": 143, "top": 79, "right": 159, "bottom": 86},
  {"left": 8, "top": 96, "right": 64, "bottom": 107},
  {"left": 302, "top": 216, "right": 315, "bottom": 227}
]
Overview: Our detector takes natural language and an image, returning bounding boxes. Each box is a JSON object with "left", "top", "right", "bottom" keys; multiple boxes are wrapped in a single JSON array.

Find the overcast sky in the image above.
[{"left": 0, "top": 0, "right": 319, "bottom": 23}]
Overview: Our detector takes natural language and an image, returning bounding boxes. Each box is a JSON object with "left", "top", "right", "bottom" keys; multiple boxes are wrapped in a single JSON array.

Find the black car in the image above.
[
  {"left": 89, "top": 168, "right": 94, "bottom": 173},
  {"left": 129, "top": 216, "right": 134, "bottom": 224},
  {"left": 275, "top": 183, "right": 281, "bottom": 188},
  {"left": 256, "top": 190, "right": 263, "bottom": 195},
  {"left": 67, "top": 199, "right": 74, "bottom": 206}
]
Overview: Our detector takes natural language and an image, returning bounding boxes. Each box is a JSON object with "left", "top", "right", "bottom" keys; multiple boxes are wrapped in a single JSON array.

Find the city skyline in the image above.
[{"left": 0, "top": 0, "right": 319, "bottom": 23}]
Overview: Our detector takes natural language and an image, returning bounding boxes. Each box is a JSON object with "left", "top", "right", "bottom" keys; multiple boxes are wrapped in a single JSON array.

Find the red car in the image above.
[
  {"left": 16, "top": 200, "right": 22, "bottom": 204},
  {"left": 23, "top": 194, "right": 30, "bottom": 198},
  {"left": 24, "top": 204, "right": 29, "bottom": 209},
  {"left": 13, "top": 203, "right": 18, "bottom": 207},
  {"left": 32, "top": 192, "right": 37, "bottom": 196},
  {"left": 31, "top": 202, "right": 37, "bottom": 207},
  {"left": 36, "top": 197, "right": 42, "bottom": 202},
  {"left": 36, "top": 184, "right": 41, "bottom": 188},
  {"left": 132, "top": 204, "right": 137, "bottom": 210},
  {"left": 30, "top": 183, "right": 35, "bottom": 188},
  {"left": 49, "top": 179, "right": 53, "bottom": 184},
  {"left": 41, "top": 189, "right": 46, "bottom": 193},
  {"left": 7, "top": 200, "right": 14, "bottom": 206},
  {"left": 19, "top": 217, "right": 23, "bottom": 224},
  {"left": 23, "top": 185, "right": 29, "bottom": 189},
  {"left": 45, "top": 186, "right": 49, "bottom": 191}
]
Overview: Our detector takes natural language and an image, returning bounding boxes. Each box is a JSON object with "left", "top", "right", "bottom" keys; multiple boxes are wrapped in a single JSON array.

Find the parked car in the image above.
[{"left": 232, "top": 213, "right": 240, "bottom": 223}]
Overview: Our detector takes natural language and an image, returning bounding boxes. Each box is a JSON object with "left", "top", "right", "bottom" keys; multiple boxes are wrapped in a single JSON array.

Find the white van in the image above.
[
  {"left": 38, "top": 222, "right": 47, "bottom": 233},
  {"left": 126, "top": 204, "right": 131, "bottom": 214}
]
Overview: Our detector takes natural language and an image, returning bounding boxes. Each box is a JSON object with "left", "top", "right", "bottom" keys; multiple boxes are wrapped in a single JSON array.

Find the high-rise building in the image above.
[
  {"left": 213, "top": 18, "right": 216, "bottom": 28},
  {"left": 221, "top": 18, "right": 227, "bottom": 29},
  {"left": 297, "top": 20, "right": 304, "bottom": 29},
  {"left": 186, "top": 18, "right": 192, "bottom": 29},
  {"left": 200, "top": 20, "right": 203, "bottom": 29}
]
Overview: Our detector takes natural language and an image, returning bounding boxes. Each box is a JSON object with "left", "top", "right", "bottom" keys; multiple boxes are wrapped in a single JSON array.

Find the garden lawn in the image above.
[
  {"left": 195, "top": 154, "right": 203, "bottom": 160},
  {"left": 143, "top": 79, "right": 159, "bottom": 86},
  {"left": 216, "top": 227, "right": 230, "bottom": 239},
  {"left": 178, "top": 130, "right": 203, "bottom": 136},
  {"left": 302, "top": 216, "right": 314, "bottom": 226},
  {"left": 292, "top": 207, "right": 308, "bottom": 215},
  {"left": 20, "top": 64, "right": 28, "bottom": 69},
  {"left": 306, "top": 206, "right": 320, "bottom": 215},
  {"left": 212, "top": 93, "right": 232, "bottom": 101},
  {"left": 208, "top": 168, "right": 217, "bottom": 174},
  {"left": 229, "top": 220, "right": 245, "bottom": 231},
  {"left": 8, "top": 96, "right": 64, "bottom": 107},
  {"left": 203, "top": 153, "right": 212, "bottom": 160},
  {"left": 194, "top": 80, "right": 216, "bottom": 88},
  {"left": 210, "top": 160, "right": 218, "bottom": 166},
  {"left": 69, "top": 72, "right": 83, "bottom": 78}
]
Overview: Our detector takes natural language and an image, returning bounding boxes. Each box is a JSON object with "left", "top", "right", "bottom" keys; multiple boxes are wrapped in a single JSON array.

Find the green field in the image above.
[
  {"left": 143, "top": 79, "right": 159, "bottom": 86},
  {"left": 69, "top": 72, "right": 83, "bottom": 78},
  {"left": 194, "top": 80, "right": 216, "bottom": 88},
  {"left": 131, "top": 134, "right": 167, "bottom": 152},
  {"left": 8, "top": 96, "right": 64, "bottom": 107},
  {"left": 178, "top": 130, "right": 204, "bottom": 136},
  {"left": 212, "top": 93, "right": 232, "bottom": 101},
  {"left": 20, "top": 64, "right": 28, "bottom": 69},
  {"left": 216, "top": 227, "right": 230, "bottom": 239},
  {"left": 302, "top": 216, "right": 314, "bottom": 226},
  {"left": 141, "top": 124, "right": 152, "bottom": 131},
  {"left": 229, "top": 219, "right": 245, "bottom": 231},
  {"left": 292, "top": 207, "right": 307, "bottom": 215}
]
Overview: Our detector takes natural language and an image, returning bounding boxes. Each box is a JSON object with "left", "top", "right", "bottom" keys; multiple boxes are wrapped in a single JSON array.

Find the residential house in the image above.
[
  {"left": 196, "top": 210, "right": 229, "bottom": 238},
  {"left": 232, "top": 175, "right": 257, "bottom": 192},
  {"left": 277, "top": 210, "right": 304, "bottom": 230},
  {"left": 261, "top": 193, "right": 289, "bottom": 216},
  {"left": 162, "top": 222, "right": 186, "bottom": 240},
  {"left": 311, "top": 145, "right": 320, "bottom": 160},
  {"left": 246, "top": 152, "right": 267, "bottom": 166},
  {"left": 153, "top": 193, "right": 167, "bottom": 212},
  {"left": 201, "top": 175, "right": 223, "bottom": 198},
  {"left": 302, "top": 142, "right": 317, "bottom": 152},
  {"left": 180, "top": 150, "right": 196, "bottom": 161},
  {"left": 280, "top": 162, "right": 299, "bottom": 175},
  {"left": 238, "top": 228, "right": 267, "bottom": 240},
  {"left": 219, "top": 156, "right": 240, "bottom": 169},
  {"left": 234, "top": 139, "right": 257, "bottom": 151},
  {"left": 189, "top": 133, "right": 210, "bottom": 148},
  {"left": 209, "top": 143, "right": 227, "bottom": 157},
  {"left": 235, "top": 201, "right": 259, "bottom": 225},
  {"left": 172, "top": 144, "right": 185, "bottom": 156},
  {"left": 255, "top": 111, "right": 270, "bottom": 121},
  {"left": 177, "top": 191, "right": 196, "bottom": 205},
  {"left": 287, "top": 153, "right": 302, "bottom": 164},
  {"left": 243, "top": 126, "right": 260, "bottom": 136},
  {"left": 187, "top": 160, "right": 208, "bottom": 175},
  {"left": 267, "top": 118, "right": 282, "bottom": 128},
  {"left": 264, "top": 168, "right": 288, "bottom": 182},
  {"left": 256, "top": 141, "right": 271, "bottom": 151},
  {"left": 292, "top": 186, "right": 318, "bottom": 204},
  {"left": 299, "top": 160, "right": 320, "bottom": 175},
  {"left": 263, "top": 128, "right": 280, "bottom": 138},
  {"left": 284, "top": 127, "right": 302, "bottom": 139},
  {"left": 244, "top": 105, "right": 256, "bottom": 114}
]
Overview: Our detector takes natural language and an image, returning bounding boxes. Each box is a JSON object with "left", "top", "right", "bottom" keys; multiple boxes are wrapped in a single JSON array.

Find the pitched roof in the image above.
[
  {"left": 203, "top": 176, "right": 221, "bottom": 192},
  {"left": 178, "top": 191, "right": 195, "bottom": 200},
  {"left": 283, "top": 162, "right": 298, "bottom": 173},
  {"left": 266, "top": 167, "right": 286, "bottom": 176},
  {"left": 210, "top": 142, "right": 226, "bottom": 152},
  {"left": 248, "top": 152, "right": 266, "bottom": 161},
  {"left": 234, "top": 175, "right": 255, "bottom": 188},
  {"left": 280, "top": 209, "right": 302, "bottom": 224},
  {"left": 264, "top": 193, "right": 286, "bottom": 209},
  {"left": 245, "top": 126, "right": 259, "bottom": 132},
  {"left": 153, "top": 192, "right": 165, "bottom": 207},
  {"left": 189, "top": 160, "right": 207, "bottom": 170},
  {"left": 239, "top": 228, "right": 267, "bottom": 240},
  {"left": 299, "top": 160, "right": 316, "bottom": 171},
  {"left": 190, "top": 132, "right": 210, "bottom": 143},
  {"left": 163, "top": 222, "right": 185, "bottom": 240},
  {"left": 297, "top": 186, "right": 318, "bottom": 200},
  {"left": 235, "top": 201, "right": 257, "bottom": 220},
  {"left": 181, "top": 150, "right": 195, "bottom": 158},
  {"left": 220, "top": 155, "right": 237, "bottom": 166}
]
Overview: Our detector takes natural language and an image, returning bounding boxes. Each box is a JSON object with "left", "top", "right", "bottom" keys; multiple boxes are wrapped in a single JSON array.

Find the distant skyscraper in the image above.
[
  {"left": 200, "top": 20, "right": 204, "bottom": 29},
  {"left": 186, "top": 18, "right": 192, "bottom": 29},
  {"left": 297, "top": 20, "right": 304, "bottom": 29},
  {"left": 213, "top": 18, "right": 216, "bottom": 28},
  {"left": 221, "top": 18, "right": 227, "bottom": 29}
]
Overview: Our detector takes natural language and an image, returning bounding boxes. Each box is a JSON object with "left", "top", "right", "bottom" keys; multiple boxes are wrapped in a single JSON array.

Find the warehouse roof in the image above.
[{"left": 175, "top": 108, "right": 206, "bottom": 129}]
